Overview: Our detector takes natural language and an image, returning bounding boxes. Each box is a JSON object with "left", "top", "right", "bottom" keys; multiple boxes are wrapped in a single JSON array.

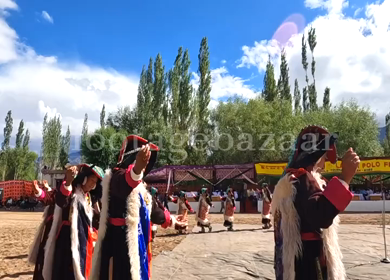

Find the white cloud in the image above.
[
  {"left": 221, "top": 59, "right": 227, "bottom": 64},
  {"left": 0, "top": 0, "right": 17, "bottom": 10},
  {"left": 354, "top": 7, "right": 362, "bottom": 17},
  {"left": 0, "top": 1, "right": 139, "bottom": 143},
  {"left": 41, "top": 11, "right": 53, "bottom": 24},
  {"left": 304, "top": 0, "right": 349, "bottom": 14},
  {"left": 191, "top": 66, "right": 257, "bottom": 106},
  {"left": 237, "top": 0, "right": 390, "bottom": 126}
]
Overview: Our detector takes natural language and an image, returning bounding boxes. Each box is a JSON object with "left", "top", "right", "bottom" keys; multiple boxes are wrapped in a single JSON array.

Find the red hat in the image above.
[{"left": 117, "top": 135, "right": 159, "bottom": 176}]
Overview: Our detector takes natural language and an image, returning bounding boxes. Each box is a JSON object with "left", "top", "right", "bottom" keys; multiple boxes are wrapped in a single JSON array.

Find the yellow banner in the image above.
[{"left": 255, "top": 158, "right": 390, "bottom": 176}]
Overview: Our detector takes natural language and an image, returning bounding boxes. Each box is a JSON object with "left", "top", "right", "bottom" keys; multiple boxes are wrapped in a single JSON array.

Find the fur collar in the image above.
[
  {"left": 28, "top": 205, "right": 50, "bottom": 264},
  {"left": 271, "top": 171, "right": 345, "bottom": 280},
  {"left": 91, "top": 169, "right": 152, "bottom": 280}
]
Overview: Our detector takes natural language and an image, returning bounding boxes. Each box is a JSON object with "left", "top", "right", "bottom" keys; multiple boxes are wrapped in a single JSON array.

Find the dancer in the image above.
[
  {"left": 91, "top": 135, "right": 187, "bottom": 280},
  {"left": 272, "top": 125, "right": 360, "bottom": 280},
  {"left": 150, "top": 186, "right": 160, "bottom": 241},
  {"left": 29, "top": 180, "right": 56, "bottom": 280},
  {"left": 196, "top": 188, "right": 213, "bottom": 233},
  {"left": 170, "top": 191, "right": 194, "bottom": 234},
  {"left": 261, "top": 183, "right": 272, "bottom": 229},
  {"left": 221, "top": 187, "right": 235, "bottom": 231},
  {"left": 43, "top": 164, "right": 104, "bottom": 280}
]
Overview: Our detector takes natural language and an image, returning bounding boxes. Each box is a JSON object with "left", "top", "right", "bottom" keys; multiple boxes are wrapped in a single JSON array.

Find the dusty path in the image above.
[
  {"left": 0, "top": 212, "right": 389, "bottom": 279},
  {"left": 152, "top": 223, "right": 390, "bottom": 280}
]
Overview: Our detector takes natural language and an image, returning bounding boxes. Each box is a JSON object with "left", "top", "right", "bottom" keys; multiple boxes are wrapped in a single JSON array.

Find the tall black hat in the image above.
[{"left": 287, "top": 125, "right": 338, "bottom": 171}]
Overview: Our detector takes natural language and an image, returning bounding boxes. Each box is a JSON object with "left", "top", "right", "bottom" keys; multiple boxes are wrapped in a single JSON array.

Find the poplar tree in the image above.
[
  {"left": 294, "top": 79, "right": 302, "bottom": 114},
  {"left": 308, "top": 27, "right": 318, "bottom": 110},
  {"left": 23, "top": 129, "right": 30, "bottom": 149},
  {"left": 279, "top": 50, "right": 291, "bottom": 103},
  {"left": 197, "top": 37, "right": 211, "bottom": 132},
  {"left": 153, "top": 53, "right": 165, "bottom": 121},
  {"left": 178, "top": 49, "right": 193, "bottom": 131},
  {"left": 323, "top": 87, "right": 331, "bottom": 110},
  {"left": 169, "top": 47, "right": 182, "bottom": 130},
  {"left": 100, "top": 104, "right": 106, "bottom": 128},
  {"left": 59, "top": 126, "right": 71, "bottom": 168},
  {"left": 15, "top": 120, "right": 24, "bottom": 149},
  {"left": 1, "top": 110, "right": 13, "bottom": 151},
  {"left": 262, "top": 55, "right": 277, "bottom": 102},
  {"left": 136, "top": 66, "right": 147, "bottom": 127},
  {"left": 1, "top": 111, "right": 13, "bottom": 180}
]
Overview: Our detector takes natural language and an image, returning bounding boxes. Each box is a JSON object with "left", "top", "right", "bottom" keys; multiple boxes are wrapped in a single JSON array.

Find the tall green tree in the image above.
[
  {"left": 2, "top": 110, "right": 13, "bottom": 151},
  {"left": 143, "top": 57, "right": 154, "bottom": 129},
  {"left": 278, "top": 50, "right": 291, "bottom": 102},
  {"left": 1, "top": 111, "right": 13, "bottom": 180},
  {"left": 40, "top": 113, "right": 48, "bottom": 158},
  {"left": 301, "top": 34, "right": 309, "bottom": 89},
  {"left": 302, "top": 87, "right": 309, "bottom": 112},
  {"left": 197, "top": 37, "right": 212, "bottom": 132},
  {"left": 262, "top": 55, "right": 278, "bottom": 102},
  {"left": 15, "top": 120, "right": 24, "bottom": 149},
  {"left": 100, "top": 104, "right": 106, "bottom": 128},
  {"left": 43, "top": 116, "right": 62, "bottom": 169},
  {"left": 178, "top": 49, "right": 193, "bottom": 131},
  {"left": 59, "top": 126, "right": 71, "bottom": 168},
  {"left": 308, "top": 27, "right": 318, "bottom": 110},
  {"left": 323, "top": 87, "right": 331, "bottom": 110},
  {"left": 82, "top": 126, "right": 128, "bottom": 169},
  {"left": 13, "top": 120, "right": 25, "bottom": 179},
  {"left": 23, "top": 129, "right": 30, "bottom": 149},
  {"left": 169, "top": 47, "right": 183, "bottom": 130},
  {"left": 294, "top": 79, "right": 302, "bottom": 114},
  {"left": 162, "top": 72, "right": 169, "bottom": 125},
  {"left": 136, "top": 66, "right": 147, "bottom": 128},
  {"left": 153, "top": 53, "right": 165, "bottom": 121}
]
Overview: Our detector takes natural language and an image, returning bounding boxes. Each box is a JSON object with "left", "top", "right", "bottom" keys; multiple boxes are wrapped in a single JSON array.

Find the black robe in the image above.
[
  {"left": 273, "top": 169, "right": 353, "bottom": 280},
  {"left": 42, "top": 183, "right": 95, "bottom": 280},
  {"left": 91, "top": 165, "right": 176, "bottom": 280},
  {"left": 28, "top": 189, "right": 56, "bottom": 280}
]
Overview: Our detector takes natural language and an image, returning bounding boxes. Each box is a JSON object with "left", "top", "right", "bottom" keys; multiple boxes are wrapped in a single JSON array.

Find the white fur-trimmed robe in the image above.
[
  {"left": 90, "top": 169, "right": 153, "bottom": 280},
  {"left": 223, "top": 196, "right": 234, "bottom": 223},
  {"left": 42, "top": 188, "right": 93, "bottom": 280},
  {"left": 196, "top": 196, "right": 211, "bottom": 225},
  {"left": 271, "top": 171, "right": 346, "bottom": 280}
]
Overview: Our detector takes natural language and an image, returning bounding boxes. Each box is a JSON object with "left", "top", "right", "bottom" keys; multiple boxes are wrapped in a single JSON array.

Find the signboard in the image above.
[{"left": 255, "top": 158, "right": 390, "bottom": 177}]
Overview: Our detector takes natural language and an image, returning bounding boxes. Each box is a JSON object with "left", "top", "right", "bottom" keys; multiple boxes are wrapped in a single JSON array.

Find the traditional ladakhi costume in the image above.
[
  {"left": 91, "top": 135, "right": 185, "bottom": 280},
  {"left": 261, "top": 183, "right": 272, "bottom": 230},
  {"left": 150, "top": 187, "right": 161, "bottom": 241},
  {"left": 196, "top": 188, "right": 213, "bottom": 233},
  {"left": 221, "top": 188, "right": 235, "bottom": 231},
  {"left": 43, "top": 164, "right": 104, "bottom": 280},
  {"left": 170, "top": 191, "right": 194, "bottom": 234},
  {"left": 272, "top": 125, "right": 353, "bottom": 280},
  {"left": 28, "top": 181, "right": 56, "bottom": 280}
]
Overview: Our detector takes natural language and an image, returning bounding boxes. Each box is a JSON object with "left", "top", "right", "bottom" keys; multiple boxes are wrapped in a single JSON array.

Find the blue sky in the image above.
[
  {"left": 1, "top": 0, "right": 389, "bottom": 153},
  {"left": 8, "top": 0, "right": 321, "bottom": 89}
]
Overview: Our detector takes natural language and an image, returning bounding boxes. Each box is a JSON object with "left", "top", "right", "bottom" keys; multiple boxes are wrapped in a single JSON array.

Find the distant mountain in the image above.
[
  {"left": 68, "top": 150, "right": 82, "bottom": 164},
  {"left": 379, "top": 126, "right": 386, "bottom": 142}
]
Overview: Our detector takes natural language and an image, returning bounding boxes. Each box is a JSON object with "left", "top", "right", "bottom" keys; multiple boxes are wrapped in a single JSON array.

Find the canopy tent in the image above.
[{"left": 145, "top": 164, "right": 257, "bottom": 193}]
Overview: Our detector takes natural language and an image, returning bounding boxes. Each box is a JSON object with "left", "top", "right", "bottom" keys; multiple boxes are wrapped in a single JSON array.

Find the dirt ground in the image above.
[{"left": 0, "top": 211, "right": 389, "bottom": 279}]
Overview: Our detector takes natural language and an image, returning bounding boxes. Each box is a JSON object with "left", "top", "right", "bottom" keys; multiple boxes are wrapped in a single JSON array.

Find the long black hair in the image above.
[{"left": 72, "top": 167, "right": 103, "bottom": 200}]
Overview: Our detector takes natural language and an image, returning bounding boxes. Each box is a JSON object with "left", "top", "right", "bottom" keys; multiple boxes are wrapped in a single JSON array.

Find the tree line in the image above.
[
  {"left": 1, "top": 31, "right": 389, "bottom": 180},
  {"left": 0, "top": 111, "right": 36, "bottom": 181},
  {"left": 81, "top": 33, "right": 387, "bottom": 169}
]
